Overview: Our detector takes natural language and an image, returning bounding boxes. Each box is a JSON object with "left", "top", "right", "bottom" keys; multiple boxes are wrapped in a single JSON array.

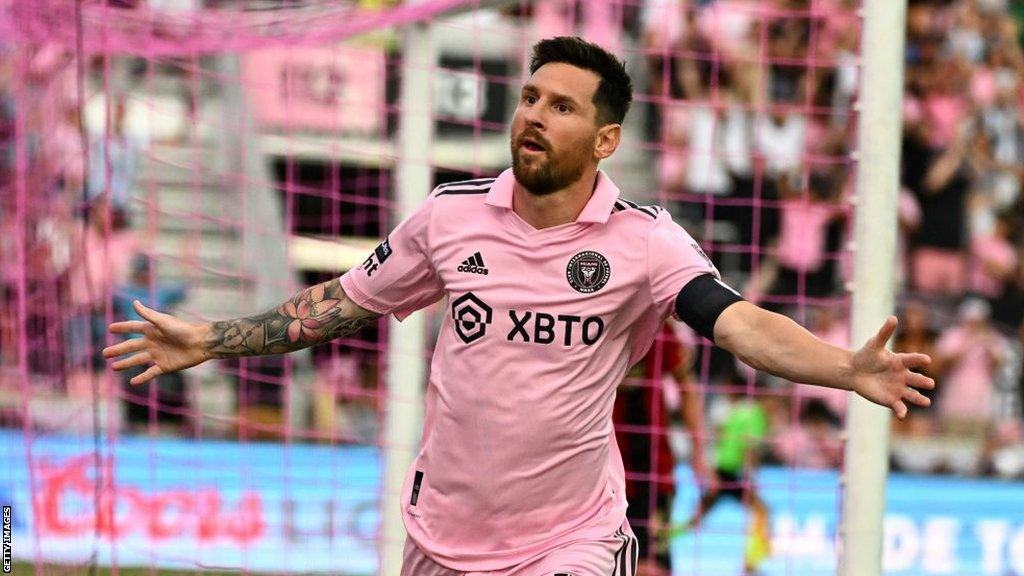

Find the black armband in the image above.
[{"left": 674, "top": 273, "right": 744, "bottom": 341}]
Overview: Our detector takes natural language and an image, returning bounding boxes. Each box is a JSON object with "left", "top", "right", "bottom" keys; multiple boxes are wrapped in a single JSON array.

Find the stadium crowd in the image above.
[
  {"left": 1, "top": 0, "right": 1024, "bottom": 487},
  {"left": 628, "top": 0, "right": 1024, "bottom": 480}
]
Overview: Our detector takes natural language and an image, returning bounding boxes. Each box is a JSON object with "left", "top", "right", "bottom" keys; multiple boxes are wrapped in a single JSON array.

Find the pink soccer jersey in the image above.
[{"left": 340, "top": 168, "right": 718, "bottom": 571}]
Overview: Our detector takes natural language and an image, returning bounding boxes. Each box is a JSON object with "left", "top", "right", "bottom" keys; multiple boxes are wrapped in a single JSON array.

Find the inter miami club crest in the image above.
[{"left": 566, "top": 251, "right": 611, "bottom": 294}]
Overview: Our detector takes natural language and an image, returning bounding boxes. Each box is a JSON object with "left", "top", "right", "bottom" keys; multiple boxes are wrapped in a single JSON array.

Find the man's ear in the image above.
[{"left": 594, "top": 123, "right": 621, "bottom": 160}]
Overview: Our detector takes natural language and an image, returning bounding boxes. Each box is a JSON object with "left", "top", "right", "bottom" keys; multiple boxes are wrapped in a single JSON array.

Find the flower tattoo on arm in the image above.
[{"left": 204, "top": 279, "right": 380, "bottom": 358}]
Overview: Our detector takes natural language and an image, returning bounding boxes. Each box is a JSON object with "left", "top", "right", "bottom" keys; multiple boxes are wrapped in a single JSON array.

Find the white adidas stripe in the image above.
[
  {"left": 436, "top": 182, "right": 494, "bottom": 192},
  {"left": 612, "top": 528, "right": 630, "bottom": 576},
  {"left": 626, "top": 528, "right": 634, "bottom": 573},
  {"left": 437, "top": 177, "right": 495, "bottom": 188}
]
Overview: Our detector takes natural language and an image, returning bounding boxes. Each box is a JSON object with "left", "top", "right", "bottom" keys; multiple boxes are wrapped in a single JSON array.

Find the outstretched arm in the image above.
[
  {"left": 713, "top": 302, "right": 934, "bottom": 419},
  {"left": 103, "top": 278, "right": 380, "bottom": 385},
  {"left": 203, "top": 279, "right": 378, "bottom": 357}
]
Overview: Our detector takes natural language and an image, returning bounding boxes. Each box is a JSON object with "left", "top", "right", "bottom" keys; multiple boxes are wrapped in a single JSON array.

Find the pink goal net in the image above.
[{"left": 7, "top": 1, "right": 1010, "bottom": 575}]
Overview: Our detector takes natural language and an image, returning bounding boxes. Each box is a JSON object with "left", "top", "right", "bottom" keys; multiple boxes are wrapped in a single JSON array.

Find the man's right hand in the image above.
[{"left": 103, "top": 300, "right": 210, "bottom": 386}]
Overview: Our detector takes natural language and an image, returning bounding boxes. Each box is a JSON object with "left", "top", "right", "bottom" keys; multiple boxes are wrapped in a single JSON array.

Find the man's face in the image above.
[{"left": 510, "top": 63, "right": 603, "bottom": 195}]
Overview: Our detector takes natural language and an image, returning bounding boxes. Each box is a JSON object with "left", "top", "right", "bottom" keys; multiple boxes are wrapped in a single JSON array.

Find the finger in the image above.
[
  {"left": 102, "top": 337, "right": 147, "bottom": 359},
  {"left": 891, "top": 399, "right": 908, "bottom": 420},
  {"left": 896, "top": 352, "right": 931, "bottom": 369},
  {"left": 907, "top": 372, "right": 936, "bottom": 390},
  {"left": 872, "top": 316, "right": 898, "bottom": 349},
  {"left": 111, "top": 352, "right": 152, "bottom": 372},
  {"left": 109, "top": 321, "right": 148, "bottom": 335},
  {"left": 133, "top": 300, "right": 168, "bottom": 325},
  {"left": 130, "top": 364, "right": 163, "bottom": 386},
  {"left": 902, "top": 385, "right": 931, "bottom": 407}
]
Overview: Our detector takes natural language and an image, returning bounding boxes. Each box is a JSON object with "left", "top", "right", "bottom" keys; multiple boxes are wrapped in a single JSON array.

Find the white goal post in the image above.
[{"left": 840, "top": 1, "right": 908, "bottom": 575}]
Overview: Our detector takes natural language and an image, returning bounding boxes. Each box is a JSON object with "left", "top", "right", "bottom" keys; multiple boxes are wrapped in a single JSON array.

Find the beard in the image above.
[{"left": 511, "top": 136, "right": 588, "bottom": 196}]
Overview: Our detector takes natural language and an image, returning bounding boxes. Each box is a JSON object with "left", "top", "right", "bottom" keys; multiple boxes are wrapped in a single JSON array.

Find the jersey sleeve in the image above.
[
  {"left": 647, "top": 211, "right": 720, "bottom": 315},
  {"left": 340, "top": 197, "right": 444, "bottom": 321}
]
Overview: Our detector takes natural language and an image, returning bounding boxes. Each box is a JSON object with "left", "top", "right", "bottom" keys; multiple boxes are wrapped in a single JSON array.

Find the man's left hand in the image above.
[{"left": 850, "top": 316, "right": 935, "bottom": 419}]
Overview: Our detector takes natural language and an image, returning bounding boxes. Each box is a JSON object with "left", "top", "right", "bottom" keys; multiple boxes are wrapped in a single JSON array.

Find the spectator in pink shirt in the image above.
[
  {"left": 746, "top": 175, "right": 844, "bottom": 309},
  {"left": 695, "top": 0, "right": 758, "bottom": 61},
  {"left": 66, "top": 199, "right": 139, "bottom": 372},
  {"left": 533, "top": 0, "right": 622, "bottom": 54},
  {"left": 797, "top": 306, "right": 850, "bottom": 419},
  {"left": 772, "top": 399, "right": 844, "bottom": 469},
  {"left": 936, "top": 298, "right": 1006, "bottom": 431},
  {"left": 922, "top": 59, "right": 971, "bottom": 149},
  {"left": 774, "top": 191, "right": 842, "bottom": 282},
  {"left": 970, "top": 212, "right": 1018, "bottom": 301},
  {"left": 814, "top": 0, "right": 859, "bottom": 60}
]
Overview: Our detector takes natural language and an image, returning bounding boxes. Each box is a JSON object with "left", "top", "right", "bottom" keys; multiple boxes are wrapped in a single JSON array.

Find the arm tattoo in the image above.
[{"left": 204, "top": 279, "right": 380, "bottom": 358}]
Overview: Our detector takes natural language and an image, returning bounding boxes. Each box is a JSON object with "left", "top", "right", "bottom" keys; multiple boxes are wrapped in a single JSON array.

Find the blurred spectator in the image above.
[
  {"left": 935, "top": 298, "right": 1007, "bottom": 432},
  {"left": 112, "top": 255, "right": 185, "bottom": 324},
  {"left": 949, "top": 2, "right": 986, "bottom": 64},
  {"left": 923, "top": 59, "right": 972, "bottom": 150},
  {"left": 746, "top": 177, "right": 844, "bottom": 306},
  {"left": 796, "top": 306, "right": 849, "bottom": 418},
  {"left": 695, "top": 0, "right": 759, "bottom": 62},
  {"left": 772, "top": 399, "right": 844, "bottom": 469},
  {"left": 753, "top": 111, "right": 807, "bottom": 181},
  {"left": 902, "top": 114, "right": 973, "bottom": 296},
  {"left": 113, "top": 254, "right": 188, "bottom": 431},
  {"left": 985, "top": 419, "right": 1024, "bottom": 478},
  {"left": 532, "top": 0, "right": 623, "bottom": 54},
  {"left": 87, "top": 100, "right": 139, "bottom": 209},
  {"left": 313, "top": 352, "right": 380, "bottom": 445},
  {"left": 0, "top": 46, "right": 13, "bottom": 177},
  {"left": 969, "top": 210, "right": 1018, "bottom": 302},
  {"left": 49, "top": 102, "right": 85, "bottom": 202},
  {"left": 66, "top": 199, "right": 139, "bottom": 374},
  {"left": 975, "top": 65, "right": 1023, "bottom": 214}
]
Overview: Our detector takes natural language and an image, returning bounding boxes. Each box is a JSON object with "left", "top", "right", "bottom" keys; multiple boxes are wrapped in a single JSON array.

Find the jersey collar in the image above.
[{"left": 485, "top": 168, "right": 622, "bottom": 224}]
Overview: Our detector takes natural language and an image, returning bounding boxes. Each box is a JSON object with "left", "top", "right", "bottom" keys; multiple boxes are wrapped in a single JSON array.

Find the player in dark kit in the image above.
[{"left": 614, "top": 322, "right": 708, "bottom": 574}]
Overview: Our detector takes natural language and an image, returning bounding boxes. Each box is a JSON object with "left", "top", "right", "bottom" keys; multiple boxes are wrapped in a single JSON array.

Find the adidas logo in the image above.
[{"left": 457, "top": 252, "right": 489, "bottom": 275}]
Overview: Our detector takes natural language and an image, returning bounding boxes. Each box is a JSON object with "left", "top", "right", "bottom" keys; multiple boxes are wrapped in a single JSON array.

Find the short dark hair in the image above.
[{"left": 529, "top": 36, "right": 633, "bottom": 126}]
